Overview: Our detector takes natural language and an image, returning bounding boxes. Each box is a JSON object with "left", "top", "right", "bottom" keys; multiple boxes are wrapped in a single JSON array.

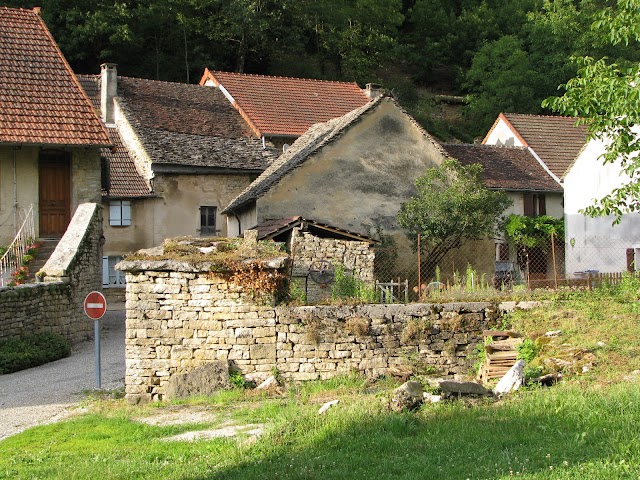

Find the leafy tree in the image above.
[
  {"left": 397, "top": 159, "right": 511, "bottom": 277},
  {"left": 543, "top": 0, "right": 640, "bottom": 220},
  {"left": 464, "top": 35, "right": 540, "bottom": 135}
]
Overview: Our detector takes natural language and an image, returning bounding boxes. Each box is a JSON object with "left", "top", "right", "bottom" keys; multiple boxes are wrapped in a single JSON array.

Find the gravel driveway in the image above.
[{"left": 0, "top": 306, "right": 126, "bottom": 440}]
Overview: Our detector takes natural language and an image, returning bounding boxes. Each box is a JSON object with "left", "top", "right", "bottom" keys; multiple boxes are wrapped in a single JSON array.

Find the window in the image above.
[
  {"left": 109, "top": 200, "right": 131, "bottom": 226},
  {"left": 523, "top": 193, "right": 546, "bottom": 217},
  {"left": 102, "top": 256, "right": 125, "bottom": 287},
  {"left": 200, "top": 206, "right": 217, "bottom": 235}
]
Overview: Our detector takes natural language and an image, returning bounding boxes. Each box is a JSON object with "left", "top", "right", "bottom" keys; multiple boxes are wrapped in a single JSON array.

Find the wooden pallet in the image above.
[{"left": 479, "top": 332, "right": 522, "bottom": 383}]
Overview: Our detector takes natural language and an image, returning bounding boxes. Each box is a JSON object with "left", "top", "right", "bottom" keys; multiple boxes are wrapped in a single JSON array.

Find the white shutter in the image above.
[
  {"left": 110, "top": 202, "right": 122, "bottom": 226},
  {"left": 122, "top": 201, "right": 131, "bottom": 226},
  {"left": 102, "top": 256, "right": 110, "bottom": 286}
]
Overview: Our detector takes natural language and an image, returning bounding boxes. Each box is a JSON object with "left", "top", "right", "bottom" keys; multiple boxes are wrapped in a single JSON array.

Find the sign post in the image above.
[{"left": 84, "top": 291, "right": 107, "bottom": 389}]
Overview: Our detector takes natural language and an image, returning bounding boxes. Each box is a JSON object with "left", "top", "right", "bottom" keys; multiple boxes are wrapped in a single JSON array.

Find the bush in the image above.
[
  {"left": 331, "top": 264, "right": 377, "bottom": 303},
  {"left": 0, "top": 332, "right": 71, "bottom": 374}
]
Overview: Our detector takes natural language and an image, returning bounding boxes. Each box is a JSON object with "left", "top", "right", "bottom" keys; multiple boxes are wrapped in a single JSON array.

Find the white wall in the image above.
[
  {"left": 564, "top": 138, "right": 640, "bottom": 274},
  {"left": 484, "top": 119, "right": 524, "bottom": 147}
]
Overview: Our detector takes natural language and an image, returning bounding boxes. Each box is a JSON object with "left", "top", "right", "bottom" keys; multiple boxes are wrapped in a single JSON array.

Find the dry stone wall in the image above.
[
  {"left": 120, "top": 256, "right": 501, "bottom": 404},
  {"left": 291, "top": 230, "right": 375, "bottom": 303},
  {"left": 0, "top": 203, "right": 102, "bottom": 343}
]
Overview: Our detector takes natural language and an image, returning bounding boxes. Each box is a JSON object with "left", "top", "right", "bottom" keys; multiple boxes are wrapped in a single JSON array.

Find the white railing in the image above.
[{"left": 0, "top": 205, "right": 35, "bottom": 287}]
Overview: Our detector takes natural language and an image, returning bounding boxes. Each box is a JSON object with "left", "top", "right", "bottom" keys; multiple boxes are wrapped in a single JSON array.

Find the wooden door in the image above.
[{"left": 39, "top": 152, "right": 71, "bottom": 238}]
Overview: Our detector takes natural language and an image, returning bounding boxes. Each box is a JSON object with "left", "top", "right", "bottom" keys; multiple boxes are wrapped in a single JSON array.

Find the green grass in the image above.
[{"left": 3, "top": 279, "right": 640, "bottom": 479}]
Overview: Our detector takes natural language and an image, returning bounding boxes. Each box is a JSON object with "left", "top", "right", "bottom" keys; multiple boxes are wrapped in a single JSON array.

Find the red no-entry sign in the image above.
[{"left": 84, "top": 291, "right": 107, "bottom": 320}]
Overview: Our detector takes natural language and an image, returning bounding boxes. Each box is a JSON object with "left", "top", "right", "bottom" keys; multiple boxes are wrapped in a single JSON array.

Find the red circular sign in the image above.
[{"left": 84, "top": 291, "right": 107, "bottom": 320}]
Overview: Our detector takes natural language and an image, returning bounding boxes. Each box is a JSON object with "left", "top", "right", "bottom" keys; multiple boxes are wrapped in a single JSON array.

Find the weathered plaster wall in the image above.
[
  {"left": 483, "top": 119, "right": 525, "bottom": 147},
  {"left": 0, "top": 146, "right": 38, "bottom": 244},
  {"left": 152, "top": 173, "right": 256, "bottom": 243},
  {"left": 255, "top": 100, "right": 445, "bottom": 243},
  {"left": 120, "top": 258, "right": 501, "bottom": 404},
  {"left": 0, "top": 202, "right": 103, "bottom": 343},
  {"left": 102, "top": 197, "right": 159, "bottom": 256},
  {"left": 0, "top": 146, "right": 101, "bottom": 245}
]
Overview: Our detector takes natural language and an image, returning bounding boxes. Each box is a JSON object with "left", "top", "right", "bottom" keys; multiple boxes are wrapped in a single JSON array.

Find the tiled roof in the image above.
[
  {"left": 77, "top": 74, "right": 152, "bottom": 198},
  {"left": 486, "top": 113, "right": 589, "bottom": 179},
  {"left": 442, "top": 143, "right": 562, "bottom": 192},
  {"left": 254, "top": 216, "right": 377, "bottom": 242},
  {"left": 0, "top": 8, "right": 110, "bottom": 146},
  {"left": 116, "top": 76, "right": 277, "bottom": 170},
  {"left": 224, "top": 95, "right": 445, "bottom": 213},
  {"left": 200, "top": 69, "right": 370, "bottom": 137},
  {"left": 102, "top": 127, "right": 152, "bottom": 198}
]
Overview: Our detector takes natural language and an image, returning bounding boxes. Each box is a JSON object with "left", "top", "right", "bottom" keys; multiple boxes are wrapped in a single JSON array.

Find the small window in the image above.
[
  {"left": 523, "top": 193, "right": 546, "bottom": 217},
  {"left": 102, "top": 256, "right": 125, "bottom": 286},
  {"left": 109, "top": 200, "right": 131, "bottom": 226},
  {"left": 200, "top": 206, "right": 217, "bottom": 235}
]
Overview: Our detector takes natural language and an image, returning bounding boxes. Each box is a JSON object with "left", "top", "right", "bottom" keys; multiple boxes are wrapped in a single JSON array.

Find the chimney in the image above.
[
  {"left": 365, "top": 83, "right": 383, "bottom": 100},
  {"left": 32, "top": 7, "right": 41, "bottom": 15},
  {"left": 100, "top": 63, "right": 118, "bottom": 125}
]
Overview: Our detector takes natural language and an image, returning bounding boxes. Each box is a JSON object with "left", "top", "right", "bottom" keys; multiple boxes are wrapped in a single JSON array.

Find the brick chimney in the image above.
[
  {"left": 32, "top": 6, "right": 41, "bottom": 15},
  {"left": 100, "top": 63, "right": 118, "bottom": 125}
]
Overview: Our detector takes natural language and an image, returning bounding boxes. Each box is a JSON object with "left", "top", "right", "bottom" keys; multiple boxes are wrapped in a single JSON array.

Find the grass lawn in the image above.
[{"left": 2, "top": 279, "right": 640, "bottom": 479}]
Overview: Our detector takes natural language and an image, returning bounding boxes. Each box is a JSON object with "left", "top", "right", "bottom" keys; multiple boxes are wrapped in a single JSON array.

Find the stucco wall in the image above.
[
  {"left": 484, "top": 119, "right": 525, "bottom": 147},
  {"left": 564, "top": 139, "right": 640, "bottom": 274},
  {"left": 255, "top": 100, "right": 444, "bottom": 241},
  {"left": 152, "top": 173, "right": 256, "bottom": 242},
  {"left": 102, "top": 197, "right": 158, "bottom": 256},
  {"left": 0, "top": 146, "right": 101, "bottom": 245}
]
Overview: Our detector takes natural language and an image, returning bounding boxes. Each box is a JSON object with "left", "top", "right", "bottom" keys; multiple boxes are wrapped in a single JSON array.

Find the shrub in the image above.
[
  {"left": 331, "top": 264, "right": 377, "bottom": 303},
  {"left": 0, "top": 332, "right": 71, "bottom": 374}
]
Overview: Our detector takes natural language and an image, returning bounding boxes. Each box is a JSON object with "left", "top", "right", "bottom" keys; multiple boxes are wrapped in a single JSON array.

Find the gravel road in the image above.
[{"left": 0, "top": 306, "right": 126, "bottom": 440}]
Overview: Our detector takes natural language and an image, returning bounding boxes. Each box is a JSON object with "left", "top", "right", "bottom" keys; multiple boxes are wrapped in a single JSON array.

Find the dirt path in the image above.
[{"left": 0, "top": 305, "right": 125, "bottom": 440}]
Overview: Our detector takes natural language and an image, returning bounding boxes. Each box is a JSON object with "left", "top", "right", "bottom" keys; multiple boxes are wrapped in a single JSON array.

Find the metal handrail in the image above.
[{"left": 0, "top": 205, "right": 35, "bottom": 286}]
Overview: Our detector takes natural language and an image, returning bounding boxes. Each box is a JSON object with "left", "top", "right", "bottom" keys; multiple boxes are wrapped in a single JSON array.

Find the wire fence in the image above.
[{"left": 371, "top": 232, "right": 640, "bottom": 303}]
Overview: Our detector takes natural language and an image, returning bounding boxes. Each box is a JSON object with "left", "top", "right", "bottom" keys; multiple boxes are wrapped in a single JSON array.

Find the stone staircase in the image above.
[{"left": 27, "top": 238, "right": 60, "bottom": 282}]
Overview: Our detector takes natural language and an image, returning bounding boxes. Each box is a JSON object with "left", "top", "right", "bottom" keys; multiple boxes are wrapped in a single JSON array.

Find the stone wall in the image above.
[
  {"left": 0, "top": 203, "right": 103, "bottom": 343},
  {"left": 120, "top": 257, "right": 502, "bottom": 404},
  {"left": 291, "top": 229, "right": 375, "bottom": 303}
]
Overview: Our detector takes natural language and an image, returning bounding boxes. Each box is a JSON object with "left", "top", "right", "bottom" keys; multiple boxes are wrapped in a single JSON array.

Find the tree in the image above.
[
  {"left": 543, "top": 0, "right": 640, "bottom": 220},
  {"left": 464, "top": 35, "right": 541, "bottom": 135},
  {"left": 397, "top": 160, "right": 511, "bottom": 278}
]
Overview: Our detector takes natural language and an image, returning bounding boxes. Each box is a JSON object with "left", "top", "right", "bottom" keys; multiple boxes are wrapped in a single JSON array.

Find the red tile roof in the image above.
[
  {"left": 442, "top": 143, "right": 562, "bottom": 192},
  {"left": 200, "top": 68, "right": 370, "bottom": 137},
  {"left": 484, "top": 113, "right": 588, "bottom": 179},
  {"left": 0, "top": 8, "right": 110, "bottom": 146}
]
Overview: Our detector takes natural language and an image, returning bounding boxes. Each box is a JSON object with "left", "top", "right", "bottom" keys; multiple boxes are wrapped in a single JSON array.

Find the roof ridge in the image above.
[
  {"left": 119, "top": 75, "right": 207, "bottom": 88},
  {"left": 442, "top": 142, "right": 529, "bottom": 151},
  {"left": 505, "top": 112, "right": 583, "bottom": 121},
  {"left": 211, "top": 70, "right": 361, "bottom": 87}
]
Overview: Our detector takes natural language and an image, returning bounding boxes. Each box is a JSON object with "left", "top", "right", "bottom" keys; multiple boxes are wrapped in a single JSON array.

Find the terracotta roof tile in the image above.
[
  {"left": 0, "top": 8, "right": 110, "bottom": 146},
  {"left": 76, "top": 75, "right": 152, "bottom": 198},
  {"left": 442, "top": 143, "right": 562, "bottom": 192},
  {"left": 491, "top": 113, "right": 589, "bottom": 179},
  {"left": 201, "top": 69, "right": 370, "bottom": 137},
  {"left": 116, "top": 76, "right": 277, "bottom": 170},
  {"left": 102, "top": 127, "right": 152, "bottom": 198}
]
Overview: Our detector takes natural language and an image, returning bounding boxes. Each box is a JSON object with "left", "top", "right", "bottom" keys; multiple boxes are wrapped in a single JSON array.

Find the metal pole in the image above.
[
  {"left": 95, "top": 319, "right": 101, "bottom": 389},
  {"left": 417, "top": 233, "right": 421, "bottom": 300}
]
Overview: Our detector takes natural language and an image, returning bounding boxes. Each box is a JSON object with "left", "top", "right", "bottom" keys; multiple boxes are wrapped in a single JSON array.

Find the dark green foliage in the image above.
[
  {"left": 0, "top": 332, "right": 71, "bottom": 374},
  {"left": 398, "top": 160, "right": 511, "bottom": 278},
  {"left": 331, "top": 264, "right": 377, "bottom": 303}
]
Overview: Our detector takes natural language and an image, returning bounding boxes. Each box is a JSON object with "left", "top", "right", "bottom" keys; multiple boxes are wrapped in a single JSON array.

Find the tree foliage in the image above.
[
  {"left": 397, "top": 160, "right": 511, "bottom": 276},
  {"left": 503, "top": 214, "right": 564, "bottom": 250},
  {"left": 543, "top": 0, "right": 640, "bottom": 220}
]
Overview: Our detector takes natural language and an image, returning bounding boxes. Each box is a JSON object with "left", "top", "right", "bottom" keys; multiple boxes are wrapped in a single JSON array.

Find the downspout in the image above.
[
  {"left": 262, "top": 136, "right": 266, "bottom": 149},
  {"left": 13, "top": 146, "right": 18, "bottom": 236}
]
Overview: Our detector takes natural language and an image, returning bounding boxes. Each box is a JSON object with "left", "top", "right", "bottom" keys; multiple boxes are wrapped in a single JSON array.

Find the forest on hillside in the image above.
[{"left": 6, "top": 0, "right": 640, "bottom": 139}]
